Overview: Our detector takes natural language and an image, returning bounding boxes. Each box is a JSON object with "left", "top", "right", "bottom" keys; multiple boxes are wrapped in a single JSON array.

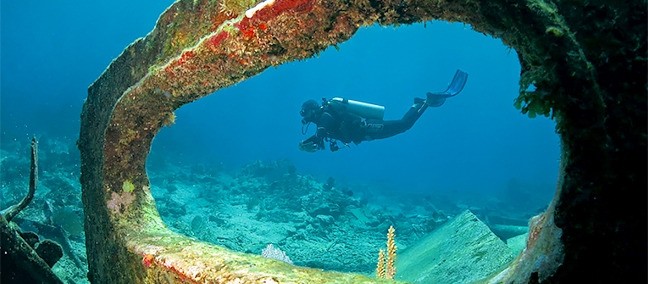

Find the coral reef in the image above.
[
  {"left": 79, "top": 0, "right": 646, "bottom": 282},
  {"left": 149, "top": 159, "right": 446, "bottom": 274}
]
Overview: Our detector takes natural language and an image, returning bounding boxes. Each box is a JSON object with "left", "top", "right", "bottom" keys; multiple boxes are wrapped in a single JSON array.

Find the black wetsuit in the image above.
[{"left": 303, "top": 101, "right": 428, "bottom": 151}]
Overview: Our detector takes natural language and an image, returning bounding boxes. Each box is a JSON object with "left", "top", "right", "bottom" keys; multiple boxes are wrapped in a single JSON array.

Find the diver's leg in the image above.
[
  {"left": 402, "top": 99, "right": 428, "bottom": 125},
  {"left": 364, "top": 100, "right": 427, "bottom": 140}
]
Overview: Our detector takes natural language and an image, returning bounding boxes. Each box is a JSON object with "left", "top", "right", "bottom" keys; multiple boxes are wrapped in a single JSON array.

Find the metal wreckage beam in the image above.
[{"left": 79, "top": 0, "right": 645, "bottom": 282}]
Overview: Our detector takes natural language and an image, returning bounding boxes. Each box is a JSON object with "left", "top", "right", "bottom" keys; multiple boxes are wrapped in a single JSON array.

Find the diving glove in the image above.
[{"left": 298, "top": 141, "right": 319, "bottom": 152}]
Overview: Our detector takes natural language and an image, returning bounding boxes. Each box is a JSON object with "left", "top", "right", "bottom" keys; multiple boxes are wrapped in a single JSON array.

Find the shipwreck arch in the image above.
[
  {"left": 79, "top": 0, "right": 646, "bottom": 283},
  {"left": 145, "top": 21, "right": 558, "bottom": 275}
]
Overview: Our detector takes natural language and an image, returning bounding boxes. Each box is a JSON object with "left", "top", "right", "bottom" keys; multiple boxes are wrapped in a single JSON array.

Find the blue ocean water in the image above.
[
  {"left": 1, "top": 0, "right": 558, "bottom": 213},
  {"left": 1, "top": 0, "right": 560, "bottom": 279}
]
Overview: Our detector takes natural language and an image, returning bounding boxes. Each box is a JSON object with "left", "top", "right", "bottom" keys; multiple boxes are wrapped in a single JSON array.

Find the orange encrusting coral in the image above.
[
  {"left": 208, "top": 31, "right": 229, "bottom": 50},
  {"left": 164, "top": 31, "right": 229, "bottom": 77},
  {"left": 177, "top": 50, "right": 196, "bottom": 65},
  {"left": 241, "top": 27, "right": 256, "bottom": 39},
  {"left": 142, "top": 254, "right": 155, "bottom": 268}
]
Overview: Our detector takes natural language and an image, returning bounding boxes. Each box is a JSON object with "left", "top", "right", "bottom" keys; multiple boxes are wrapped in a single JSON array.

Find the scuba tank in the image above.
[{"left": 327, "top": 97, "right": 385, "bottom": 120}]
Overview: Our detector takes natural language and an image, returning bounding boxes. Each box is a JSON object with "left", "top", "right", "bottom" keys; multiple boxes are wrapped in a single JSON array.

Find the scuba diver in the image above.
[{"left": 298, "top": 70, "right": 468, "bottom": 152}]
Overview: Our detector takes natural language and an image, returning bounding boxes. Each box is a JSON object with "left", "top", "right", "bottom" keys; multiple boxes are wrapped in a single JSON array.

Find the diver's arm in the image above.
[{"left": 298, "top": 112, "right": 334, "bottom": 152}]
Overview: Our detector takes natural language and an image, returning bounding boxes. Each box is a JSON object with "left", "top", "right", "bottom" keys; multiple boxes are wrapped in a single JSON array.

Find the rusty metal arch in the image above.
[{"left": 79, "top": 0, "right": 646, "bottom": 282}]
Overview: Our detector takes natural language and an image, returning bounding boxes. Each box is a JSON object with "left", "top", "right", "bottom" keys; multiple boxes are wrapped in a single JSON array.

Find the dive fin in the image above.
[{"left": 426, "top": 69, "right": 469, "bottom": 107}]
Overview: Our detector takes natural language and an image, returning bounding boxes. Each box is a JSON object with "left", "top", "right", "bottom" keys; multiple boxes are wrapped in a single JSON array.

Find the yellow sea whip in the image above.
[
  {"left": 376, "top": 249, "right": 386, "bottom": 278},
  {"left": 386, "top": 225, "right": 397, "bottom": 280},
  {"left": 376, "top": 225, "right": 397, "bottom": 280}
]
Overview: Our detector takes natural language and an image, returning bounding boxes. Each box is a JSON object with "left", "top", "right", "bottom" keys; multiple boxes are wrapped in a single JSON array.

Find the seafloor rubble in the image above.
[
  {"left": 150, "top": 159, "right": 454, "bottom": 274},
  {"left": 1, "top": 139, "right": 535, "bottom": 283}
]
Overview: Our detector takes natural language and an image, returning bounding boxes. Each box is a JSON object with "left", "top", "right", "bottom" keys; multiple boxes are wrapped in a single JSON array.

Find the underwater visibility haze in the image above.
[{"left": 0, "top": 1, "right": 569, "bottom": 283}]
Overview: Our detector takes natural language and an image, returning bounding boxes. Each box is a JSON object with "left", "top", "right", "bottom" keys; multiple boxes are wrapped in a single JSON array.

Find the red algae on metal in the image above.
[{"left": 526, "top": 212, "right": 547, "bottom": 249}]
